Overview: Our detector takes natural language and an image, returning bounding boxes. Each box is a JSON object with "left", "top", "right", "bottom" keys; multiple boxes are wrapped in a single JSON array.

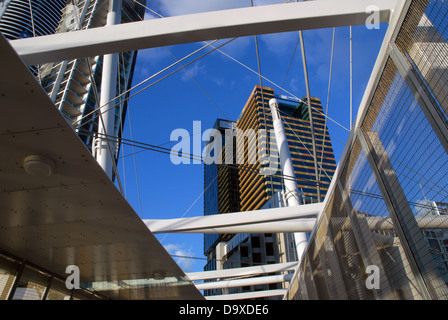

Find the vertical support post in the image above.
[
  {"left": 389, "top": 42, "right": 448, "bottom": 155},
  {"left": 269, "top": 98, "right": 308, "bottom": 262},
  {"left": 7, "top": 259, "right": 25, "bottom": 300},
  {"left": 96, "top": 0, "right": 121, "bottom": 179},
  {"left": 298, "top": 31, "right": 321, "bottom": 202},
  {"left": 356, "top": 128, "right": 439, "bottom": 299}
]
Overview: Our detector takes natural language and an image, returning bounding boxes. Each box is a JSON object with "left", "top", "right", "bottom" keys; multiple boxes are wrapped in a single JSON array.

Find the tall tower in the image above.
[
  {"left": 0, "top": 0, "right": 65, "bottom": 39},
  {"left": 0, "top": 0, "right": 66, "bottom": 75},
  {"left": 203, "top": 85, "right": 337, "bottom": 298},
  {"left": 38, "top": 0, "right": 146, "bottom": 179},
  {"left": 237, "top": 86, "right": 337, "bottom": 209}
]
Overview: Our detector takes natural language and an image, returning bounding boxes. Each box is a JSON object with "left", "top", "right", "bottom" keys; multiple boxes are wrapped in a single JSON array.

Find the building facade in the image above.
[
  {"left": 38, "top": 0, "right": 146, "bottom": 167},
  {"left": 203, "top": 119, "right": 240, "bottom": 296},
  {"left": 237, "top": 85, "right": 337, "bottom": 210},
  {"left": 0, "top": 0, "right": 66, "bottom": 75}
]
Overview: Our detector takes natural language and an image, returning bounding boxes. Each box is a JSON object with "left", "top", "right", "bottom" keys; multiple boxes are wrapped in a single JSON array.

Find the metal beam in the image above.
[
  {"left": 144, "top": 203, "right": 322, "bottom": 233},
  {"left": 195, "top": 274, "right": 292, "bottom": 291},
  {"left": 146, "top": 212, "right": 448, "bottom": 234},
  {"left": 206, "top": 289, "right": 287, "bottom": 300},
  {"left": 11, "top": 0, "right": 397, "bottom": 65},
  {"left": 186, "top": 262, "right": 298, "bottom": 281}
]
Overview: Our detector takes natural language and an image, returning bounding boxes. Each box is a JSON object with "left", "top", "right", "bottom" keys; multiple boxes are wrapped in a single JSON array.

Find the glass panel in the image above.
[
  {"left": 395, "top": 0, "right": 448, "bottom": 119},
  {"left": 327, "top": 186, "right": 374, "bottom": 300},
  {"left": 0, "top": 254, "right": 20, "bottom": 300},
  {"left": 11, "top": 265, "right": 50, "bottom": 300},
  {"left": 361, "top": 57, "right": 448, "bottom": 299},
  {"left": 308, "top": 240, "right": 330, "bottom": 300}
]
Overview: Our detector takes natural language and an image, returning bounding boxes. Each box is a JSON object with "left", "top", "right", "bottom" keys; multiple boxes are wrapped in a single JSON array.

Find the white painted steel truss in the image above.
[
  {"left": 11, "top": 0, "right": 399, "bottom": 65},
  {"left": 5, "top": 0, "right": 411, "bottom": 301}
]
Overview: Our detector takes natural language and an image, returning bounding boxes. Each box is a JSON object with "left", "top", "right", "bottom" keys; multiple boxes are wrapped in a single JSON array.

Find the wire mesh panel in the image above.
[
  {"left": 302, "top": 254, "right": 319, "bottom": 300},
  {"left": 314, "top": 215, "right": 349, "bottom": 299},
  {"left": 341, "top": 138, "right": 423, "bottom": 299},
  {"left": 327, "top": 185, "right": 375, "bottom": 300},
  {"left": 360, "top": 55, "right": 448, "bottom": 299},
  {"left": 286, "top": 0, "right": 448, "bottom": 300},
  {"left": 395, "top": 0, "right": 448, "bottom": 120}
]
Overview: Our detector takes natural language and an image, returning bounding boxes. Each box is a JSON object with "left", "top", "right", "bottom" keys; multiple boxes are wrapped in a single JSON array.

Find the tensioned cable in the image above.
[
  {"left": 28, "top": 0, "right": 41, "bottom": 82},
  {"left": 318, "top": 27, "right": 336, "bottom": 188},
  {"left": 250, "top": 0, "right": 275, "bottom": 205},
  {"left": 203, "top": 40, "right": 350, "bottom": 133},
  {"left": 279, "top": 110, "right": 333, "bottom": 182},
  {"left": 72, "top": 39, "right": 220, "bottom": 127},
  {"left": 118, "top": 50, "right": 144, "bottom": 218},
  {"left": 280, "top": 33, "right": 301, "bottom": 96},
  {"left": 118, "top": 55, "right": 128, "bottom": 199},
  {"left": 77, "top": 129, "right": 324, "bottom": 186},
  {"left": 295, "top": 0, "right": 320, "bottom": 202},
  {"left": 74, "top": 38, "right": 236, "bottom": 130},
  {"left": 79, "top": 127, "right": 448, "bottom": 208},
  {"left": 165, "top": 49, "right": 230, "bottom": 120},
  {"left": 126, "top": 101, "right": 145, "bottom": 219},
  {"left": 128, "top": 0, "right": 351, "bottom": 134},
  {"left": 79, "top": 0, "right": 228, "bottom": 123},
  {"left": 131, "top": 0, "right": 230, "bottom": 120}
]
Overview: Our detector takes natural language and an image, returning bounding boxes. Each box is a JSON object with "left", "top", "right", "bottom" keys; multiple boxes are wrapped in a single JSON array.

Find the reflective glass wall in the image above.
[
  {"left": 287, "top": 0, "right": 448, "bottom": 300},
  {"left": 0, "top": 251, "right": 105, "bottom": 300}
]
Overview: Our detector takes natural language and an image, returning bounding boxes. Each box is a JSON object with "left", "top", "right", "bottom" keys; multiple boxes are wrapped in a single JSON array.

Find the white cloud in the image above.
[
  {"left": 164, "top": 243, "right": 196, "bottom": 272},
  {"left": 150, "top": 0, "right": 289, "bottom": 17},
  {"left": 260, "top": 31, "right": 299, "bottom": 56},
  {"left": 180, "top": 61, "right": 206, "bottom": 81}
]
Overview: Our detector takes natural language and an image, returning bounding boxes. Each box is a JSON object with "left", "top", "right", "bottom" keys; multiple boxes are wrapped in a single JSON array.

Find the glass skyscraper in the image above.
[{"left": 203, "top": 85, "right": 337, "bottom": 298}]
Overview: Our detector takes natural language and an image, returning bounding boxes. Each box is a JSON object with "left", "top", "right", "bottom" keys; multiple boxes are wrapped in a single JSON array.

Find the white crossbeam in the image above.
[
  {"left": 145, "top": 212, "right": 448, "bottom": 234},
  {"left": 144, "top": 203, "right": 322, "bottom": 234},
  {"left": 11, "top": 0, "right": 398, "bottom": 65},
  {"left": 195, "top": 274, "right": 293, "bottom": 291}
]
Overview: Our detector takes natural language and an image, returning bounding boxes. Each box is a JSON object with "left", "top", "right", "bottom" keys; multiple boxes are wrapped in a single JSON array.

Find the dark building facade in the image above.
[{"left": 203, "top": 86, "right": 338, "bottom": 298}]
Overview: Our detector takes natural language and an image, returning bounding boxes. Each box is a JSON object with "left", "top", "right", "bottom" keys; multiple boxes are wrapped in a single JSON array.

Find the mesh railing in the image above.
[{"left": 287, "top": 0, "right": 448, "bottom": 300}]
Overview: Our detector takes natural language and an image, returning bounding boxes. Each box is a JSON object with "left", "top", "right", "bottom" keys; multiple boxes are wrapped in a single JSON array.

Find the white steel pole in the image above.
[
  {"left": 269, "top": 98, "right": 308, "bottom": 262},
  {"left": 97, "top": 0, "right": 121, "bottom": 179}
]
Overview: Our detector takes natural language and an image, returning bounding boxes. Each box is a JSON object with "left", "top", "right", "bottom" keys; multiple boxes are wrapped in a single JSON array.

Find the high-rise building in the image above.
[
  {"left": 0, "top": 0, "right": 65, "bottom": 40},
  {"left": 203, "top": 85, "right": 338, "bottom": 298},
  {"left": 38, "top": 0, "right": 146, "bottom": 168},
  {"left": 0, "top": 0, "right": 66, "bottom": 75},
  {"left": 203, "top": 118, "right": 240, "bottom": 296},
  {"left": 237, "top": 86, "right": 337, "bottom": 209}
]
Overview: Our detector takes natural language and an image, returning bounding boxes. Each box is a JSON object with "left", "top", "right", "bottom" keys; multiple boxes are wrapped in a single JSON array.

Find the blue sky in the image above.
[{"left": 116, "top": 0, "right": 387, "bottom": 273}]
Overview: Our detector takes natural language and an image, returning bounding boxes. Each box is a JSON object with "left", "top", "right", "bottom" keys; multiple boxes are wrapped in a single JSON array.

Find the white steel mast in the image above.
[
  {"left": 96, "top": 0, "right": 121, "bottom": 179},
  {"left": 269, "top": 98, "right": 308, "bottom": 262}
]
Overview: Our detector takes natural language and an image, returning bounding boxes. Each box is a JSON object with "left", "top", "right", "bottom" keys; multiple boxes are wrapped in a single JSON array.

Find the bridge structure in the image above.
[{"left": 1, "top": 0, "right": 448, "bottom": 300}]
